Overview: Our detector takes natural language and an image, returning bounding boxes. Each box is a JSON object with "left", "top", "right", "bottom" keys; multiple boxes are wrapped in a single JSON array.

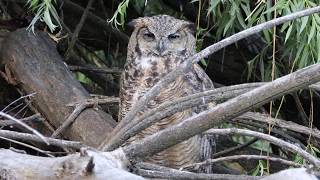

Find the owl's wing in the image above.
[
  {"left": 189, "top": 64, "right": 215, "bottom": 113},
  {"left": 191, "top": 64, "right": 216, "bottom": 173},
  {"left": 192, "top": 64, "right": 214, "bottom": 90}
]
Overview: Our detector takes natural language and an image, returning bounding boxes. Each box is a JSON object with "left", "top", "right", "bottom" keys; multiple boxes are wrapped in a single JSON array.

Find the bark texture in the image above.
[{"left": 0, "top": 29, "right": 116, "bottom": 147}]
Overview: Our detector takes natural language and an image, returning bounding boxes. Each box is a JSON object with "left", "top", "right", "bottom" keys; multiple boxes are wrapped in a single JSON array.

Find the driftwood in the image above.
[{"left": 0, "top": 29, "right": 116, "bottom": 147}]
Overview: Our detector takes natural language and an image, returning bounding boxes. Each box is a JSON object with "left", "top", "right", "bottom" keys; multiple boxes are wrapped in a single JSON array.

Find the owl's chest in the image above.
[
  {"left": 130, "top": 56, "right": 174, "bottom": 86},
  {"left": 124, "top": 56, "right": 188, "bottom": 103}
]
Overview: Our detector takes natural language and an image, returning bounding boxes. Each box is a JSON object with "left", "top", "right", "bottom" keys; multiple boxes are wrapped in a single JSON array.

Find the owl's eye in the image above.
[
  {"left": 143, "top": 32, "right": 155, "bottom": 41},
  {"left": 168, "top": 34, "right": 180, "bottom": 40}
]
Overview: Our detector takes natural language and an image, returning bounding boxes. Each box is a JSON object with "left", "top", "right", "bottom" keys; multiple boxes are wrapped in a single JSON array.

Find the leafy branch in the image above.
[{"left": 26, "top": 0, "right": 61, "bottom": 33}]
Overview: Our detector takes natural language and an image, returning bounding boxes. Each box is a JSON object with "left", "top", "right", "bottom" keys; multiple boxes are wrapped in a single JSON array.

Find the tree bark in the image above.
[{"left": 0, "top": 29, "right": 116, "bottom": 147}]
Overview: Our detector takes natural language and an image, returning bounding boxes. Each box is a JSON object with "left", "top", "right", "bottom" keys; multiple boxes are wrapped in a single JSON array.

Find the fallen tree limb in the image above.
[{"left": 0, "top": 29, "right": 116, "bottom": 147}]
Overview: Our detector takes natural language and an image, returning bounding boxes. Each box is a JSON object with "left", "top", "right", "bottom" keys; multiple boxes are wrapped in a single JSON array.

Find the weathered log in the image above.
[
  {"left": 0, "top": 29, "right": 116, "bottom": 147},
  {"left": 0, "top": 148, "right": 144, "bottom": 180}
]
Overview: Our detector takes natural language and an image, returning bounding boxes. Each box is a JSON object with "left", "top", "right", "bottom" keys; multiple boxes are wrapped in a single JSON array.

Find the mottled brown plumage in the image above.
[{"left": 119, "top": 15, "right": 214, "bottom": 169}]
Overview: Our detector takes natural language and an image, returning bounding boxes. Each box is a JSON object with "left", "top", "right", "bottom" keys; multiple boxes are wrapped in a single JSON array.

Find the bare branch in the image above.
[
  {"left": 1, "top": 92, "right": 36, "bottom": 112},
  {"left": 212, "top": 138, "right": 258, "bottom": 158},
  {"left": 234, "top": 112, "right": 320, "bottom": 140},
  {"left": 68, "top": 65, "right": 122, "bottom": 74},
  {"left": 204, "top": 129, "right": 317, "bottom": 166},
  {"left": 181, "top": 155, "right": 302, "bottom": 171},
  {"left": 0, "top": 136, "right": 54, "bottom": 157},
  {"left": 52, "top": 96, "right": 119, "bottom": 137},
  {"left": 0, "top": 112, "right": 49, "bottom": 145},
  {"left": 51, "top": 103, "right": 88, "bottom": 138},
  {"left": 0, "top": 113, "right": 43, "bottom": 127},
  {"left": 65, "top": 0, "right": 95, "bottom": 58},
  {"left": 135, "top": 162, "right": 260, "bottom": 180},
  {"left": 0, "top": 129, "right": 85, "bottom": 149}
]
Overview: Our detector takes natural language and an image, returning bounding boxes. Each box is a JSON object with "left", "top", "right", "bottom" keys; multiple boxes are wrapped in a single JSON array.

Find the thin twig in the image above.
[
  {"left": 234, "top": 112, "right": 320, "bottom": 140},
  {"left": 0, "top": 112, "right": 49, "bottom": 145},
  {"left": 97, "top": 0, "right": 108, "bottom": 18},
  {"left": 52, "top": 96, "right": 119, "bottom": 137},
  {"left": 292, "top": 92, "right": 309, "bottom": 126},
  {"left": 0, "top": 113, "right": 43, "bottom": 127},
  {"left": 233, "top": 119, "right": 306, "bottom": 149},
  {"left": 1, "top": 93, "right": 36, "bottom": 112},
  {"left": 181, "top": 154, "right": 302, "bottom": 171},
  {"left": 0, "top": 136, "right": 54, "bottom": 157},
  {"left": 108, "top": 6, "right": 320, "bottom": 151},
  {"left": 135, "top": 162, "right": 261, "bottom": 180},
  {"left": 68, "top": 97, "right": 120, "bottom": 107},
  {"left": 203, "top": 128, "right": 319, "bottom": 166},
  {"left": 65, "top": 0, "right": 95, "bottom": 59},
  {"left": 212, "top": 138, "right": 258, "bottom": 158},
  {"left": 51, "top": 103, "right": 88, "bottom": 138},
  {"left": 68, "top": 65, "right": 122, "bottom": 74},
  {"left": 0, "top": 129, "right": 85, "bottom": 149}
]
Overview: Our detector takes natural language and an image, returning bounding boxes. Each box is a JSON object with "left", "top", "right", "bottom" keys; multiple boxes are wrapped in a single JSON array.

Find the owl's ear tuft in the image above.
[
  {"left": 183, "top": 22, "right": 196, "bottom": 34},
  {"left": 127, "top": 18, "right": 145, "bottom": 29}
]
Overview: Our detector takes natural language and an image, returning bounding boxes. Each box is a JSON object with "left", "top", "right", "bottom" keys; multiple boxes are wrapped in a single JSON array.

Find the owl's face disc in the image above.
[{"left": 130, "top": 15, "right": 196, "bottom": 57}]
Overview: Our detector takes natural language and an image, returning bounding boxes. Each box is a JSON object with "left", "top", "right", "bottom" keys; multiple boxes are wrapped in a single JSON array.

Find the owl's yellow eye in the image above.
[{"left": 168, "top": 34, "right": 180, "bottom": 40}]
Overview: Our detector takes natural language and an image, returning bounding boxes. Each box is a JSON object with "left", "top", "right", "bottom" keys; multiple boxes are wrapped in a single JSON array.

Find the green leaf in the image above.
[
  {"left": 207, "top": 0, "right": 221, "bottom": 16},
  {"left": 240, "top": 2, "right": 251, "bottom": 17},
  {"left": 200, "top": 59, "right": 207, "bottom": 67},
  {"left": 317, "top": 32, "right": 320, "bottom": 62},
  {"left": 308, "top": 19, "right": 316, "bottom": 44},
  {"left": 285, "top": 24, "right": 293, "bottom": 43},
  {"left": 314, "top": 14, "right": 320, "bottom": 25},
  {"left": 280, "top": 22, "right": 290, "bottom": 32},
  {"left": 236, "top": 12, "right": 246, "bottom": 29},
  {"left": 298, "top": 46, "right": 309, "bottom": 69},
  {"left": 262, "top": 0, "right": 286, "bottom": 15},
  {"left": 223, "top": 16, "right": 235, "bottom": 36},
  {"left": 299, "top": 16, "right": 309, "bottom": 34}
]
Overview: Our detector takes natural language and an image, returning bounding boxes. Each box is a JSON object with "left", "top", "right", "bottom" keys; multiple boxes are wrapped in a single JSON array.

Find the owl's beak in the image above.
[{"left": 157, "top": 39, "right": 166, "bottom": 55}]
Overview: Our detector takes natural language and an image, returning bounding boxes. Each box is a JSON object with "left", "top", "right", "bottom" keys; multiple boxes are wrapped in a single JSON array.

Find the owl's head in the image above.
[{"left": 129, "top": 15, "right": 196, "bottom": 57}]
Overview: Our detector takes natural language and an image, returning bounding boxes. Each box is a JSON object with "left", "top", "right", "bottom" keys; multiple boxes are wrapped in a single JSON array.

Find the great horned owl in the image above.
[{"left": 119, "top": 15, "right": 214, "bottom": 169}]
